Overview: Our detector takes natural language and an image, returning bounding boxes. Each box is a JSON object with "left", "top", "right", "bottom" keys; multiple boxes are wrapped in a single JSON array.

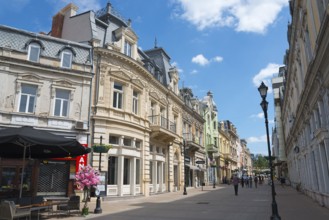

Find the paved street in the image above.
[{"left": 48, "top": 181, "right": 329, "bottom": 220}]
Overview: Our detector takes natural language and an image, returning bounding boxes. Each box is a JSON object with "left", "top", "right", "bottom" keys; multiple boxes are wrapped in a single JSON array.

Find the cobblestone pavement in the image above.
[{"left": 44, "top": 181, "right": 329, "bottom": 220}]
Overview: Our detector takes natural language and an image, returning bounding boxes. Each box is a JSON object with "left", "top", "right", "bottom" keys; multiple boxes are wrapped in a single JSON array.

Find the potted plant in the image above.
[{"left": 75, "top": 165, "right": 100, "bottom": 216}]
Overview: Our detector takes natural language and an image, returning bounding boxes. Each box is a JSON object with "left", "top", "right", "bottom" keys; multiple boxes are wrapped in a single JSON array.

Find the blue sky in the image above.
[{"left": 0, "top": 0, "right": 290, "bottom": 155}]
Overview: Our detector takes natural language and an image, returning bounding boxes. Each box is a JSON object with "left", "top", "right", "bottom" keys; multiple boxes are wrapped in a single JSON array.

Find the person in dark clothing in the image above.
[
  {"left": 233, "top": 175, "right": 239, "bottom": 196},
  {"left": 254, "top": 176, "right": 258, "bottom": 188}
]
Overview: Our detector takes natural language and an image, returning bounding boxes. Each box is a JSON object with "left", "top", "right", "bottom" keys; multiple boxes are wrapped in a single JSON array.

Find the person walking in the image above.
[
  {"left": 233, "top": 175, "right": 239, "bottom": 196},
  {"left": 254, "top": 175, "right": 258, "bottom": 188},
  {"left": 249, "top": 176, "right": 253, "bottom": 188},
  {"left": 241, "top": 176, "right": 245, "bottom": 188}
]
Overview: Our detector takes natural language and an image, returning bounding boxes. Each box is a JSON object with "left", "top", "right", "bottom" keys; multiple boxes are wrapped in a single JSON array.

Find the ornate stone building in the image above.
[
  {"left": 51, "top": 3, "right": 206, "bottom": 197},
  {"left": 0, "top": 24, "right": 93, "bottom": 198},
  {"left": 277, "top": 0, "right": 329, "bottom": 208}
]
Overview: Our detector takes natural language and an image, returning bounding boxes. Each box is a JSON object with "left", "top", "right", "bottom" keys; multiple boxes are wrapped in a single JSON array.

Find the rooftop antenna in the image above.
[{"left": 154, "top": 37, "right": 158, "bottom": 48}]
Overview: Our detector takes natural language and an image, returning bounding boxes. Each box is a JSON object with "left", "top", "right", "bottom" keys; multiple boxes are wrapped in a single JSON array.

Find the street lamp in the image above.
[
  {"left": 93, "top": 136, "right": 103, "bottom": 214},
  {"left": 181, "top": 140, "right": 187, "bottom": 195},
  {"left": 258, "top": 82, "right": 281, "bottom": 220}
]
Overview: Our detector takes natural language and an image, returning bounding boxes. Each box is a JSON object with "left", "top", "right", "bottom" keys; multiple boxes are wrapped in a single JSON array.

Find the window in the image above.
[
  {"left": 108, "top": 156, "right": 117, "bottom": 184},
  {"left": 123, "top": 158, "right": 130, "bottom": 185},
  {"left": 19, "top": 84, "right": 37, "bottom": 113},
  {"left": 109, "top": 135, "right": 119, "bottom": 145},
  {"left": 54, "top": 89, "right": 70, "bottom": 117},
  {"left": 135, "top": 140, "right": 141, "bottom": 149},
  {"left": 136, "top": 159, "right": 140, "bottom": 185},
  {"left": 157, "top": 163, "right": 161, "bottom": 184},
  {"left": 113, "top": 82, "right": 123, "bottom": 109},
  {"left": 132, "top": 90, "right": 138, "bottom": 114},
  {"left": 150, "top": 161, "right": 153, "bottom": 184},
  {"left": 28, "top": 43, "right": 40, "bottom": 62},
  {"left": 61, "top": 51, "right": 72, "bottom": 68},
  {"left": 123, "top": 138, "right": 132, "bottom": 147},
  {"left": 124, "top": 41, "right": 132, "bottom": 57}
]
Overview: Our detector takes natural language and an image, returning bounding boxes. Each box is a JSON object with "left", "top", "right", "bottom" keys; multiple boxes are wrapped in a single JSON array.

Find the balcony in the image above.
[
  {"left": 183, "top": 133, "right": 202, "bottom": 152},
  {"left": 223, "top": 153, "right": 238, "bottom": 163},
  {"left": 148, "top": 115, "right": 177, "bottom": 142}
]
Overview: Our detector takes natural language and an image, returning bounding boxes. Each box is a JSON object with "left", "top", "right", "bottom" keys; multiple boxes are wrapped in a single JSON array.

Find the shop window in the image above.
[
  {"left": 108, "top": 156, "right": 117, "bottom": 185},
  {"left": 123, "top": 158, "right": 130, "bottom": 185}
]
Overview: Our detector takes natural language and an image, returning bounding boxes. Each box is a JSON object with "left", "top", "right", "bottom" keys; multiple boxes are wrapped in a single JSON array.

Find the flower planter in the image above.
[{"left": 81, "top": 207, "right": 89, "bottom": 216}]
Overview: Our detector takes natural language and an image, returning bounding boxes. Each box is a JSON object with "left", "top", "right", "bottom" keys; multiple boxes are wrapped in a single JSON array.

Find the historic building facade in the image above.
[
  {"left": 219, "top": 120, "right": 239, "bottom": 179},
  {"left": 201, "top": 91, "right": 220, "bottom": 186},
  {"left": 51, "top": 3, "right": 206, "bottom": 197},
  {"left": 277, "top": 0, "right": 329, "bottom": 208},
  {"left": 0, "top": 24, "right": 93, "bottom": 198}
]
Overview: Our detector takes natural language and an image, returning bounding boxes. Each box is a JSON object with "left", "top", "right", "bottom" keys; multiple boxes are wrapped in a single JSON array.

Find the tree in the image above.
[{"left": 253, "top": 154, "right": 269, "bottom": 174}]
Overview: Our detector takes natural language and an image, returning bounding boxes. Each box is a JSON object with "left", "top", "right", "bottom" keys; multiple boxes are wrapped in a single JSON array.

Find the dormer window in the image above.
[
  {"left": 61, "top": 50, "right": 72, "bottom": 69},
  {"left": 28, "top": 43, "right": 40, "bottom": 62},
  {"left": 124, "top": 41, "right": 132, "bottom": 57}
]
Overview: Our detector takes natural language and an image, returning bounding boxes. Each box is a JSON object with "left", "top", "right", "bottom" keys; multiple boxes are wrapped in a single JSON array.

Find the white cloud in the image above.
[
  {"left": 192, "top": 54, "right": 210, "bottom": 66},
  {"left": 51, "top": 0, "right": 102, "bottom": 14},
  {"left": 190, "top": 69, "right": 198, "bottom": 75},
  {"left": 252, "top": 63, "right": 282, "bottom": 93},
  {"left": 250, "top": 112, "right": 264, "bottom": 119},
  {"left": 247, "top": 135, "right": 268, "bottom": 143},
  {"left": 192, "top": 54, "right": 223, "bottom": 66},
  {"left": 212, "top": 56, "right": 223, "bottom": 63},
  {"left": 171, "top": 61, "right": 184, "bottom": 73},
  {"left": 172, "top": 0, "right": 288, "bottom": 34}
]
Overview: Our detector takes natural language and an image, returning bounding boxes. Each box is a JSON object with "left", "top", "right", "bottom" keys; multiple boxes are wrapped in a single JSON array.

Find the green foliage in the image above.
[
  {"left": 253, "top": 154, "right": 269, "bottom": 170},
  {"left": 92, "top": 144, "right": 112, "bottom": 153}
]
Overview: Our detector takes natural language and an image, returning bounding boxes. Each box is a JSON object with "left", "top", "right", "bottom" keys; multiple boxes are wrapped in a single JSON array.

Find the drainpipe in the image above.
[{"left": 87, "top": 46, "right": 95, "bottom": 165}]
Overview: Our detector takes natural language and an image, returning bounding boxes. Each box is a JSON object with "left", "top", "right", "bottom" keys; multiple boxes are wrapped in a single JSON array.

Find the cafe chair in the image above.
[
  {"left": 57, "top": 196, "right": 80, "bottom": 215},
  {"left": 0, "top": 200, "right": 31, "bottom": 220}
]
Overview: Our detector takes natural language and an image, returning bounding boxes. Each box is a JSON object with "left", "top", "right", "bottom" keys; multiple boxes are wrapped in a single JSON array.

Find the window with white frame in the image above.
[
  {"left": 124, "top": 41, "right": 132, "bottom": 57},
  {"left": 108, "top": 156, "right": 118, "bottom": 184},
  {"left": 123, "top": 158, "right": 130, "bottom": 184},
  {"left": 132, "top": 90, "right": 138, "bottom": 114},
  {"left": 135, "top": 140, "right": 141, "bottom": 149},
  {"left": 136, "top": 159, "right": 140, "bottom": 184},
  {"left": 61, "top": 50, "right": 72, "bottom": 69},
  {"left": 123, "top": 138, "right": 132, "bottom": 147},
  {"left": 19, "top": 84, "right": 37, "bottom": 113},
  {"left": 54, "top": 89, "right": 70, "bottom": 117},
  {"left": 109, "top": 135, "right": 119, "bottom": 145},
  {"left": 28, "top": 43, "right": 40, "bottom": 62},
  {"left": 113, "top": 82, "right": 123, "bottom": 109}
]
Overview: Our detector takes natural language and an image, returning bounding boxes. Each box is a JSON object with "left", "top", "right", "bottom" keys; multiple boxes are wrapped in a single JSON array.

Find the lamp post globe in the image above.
[{"left": 258, "top": 82, "right": 281, "bottom": 220}]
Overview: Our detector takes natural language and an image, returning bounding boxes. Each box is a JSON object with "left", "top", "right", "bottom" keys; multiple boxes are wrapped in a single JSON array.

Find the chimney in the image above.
[{"left": 50, "top": 3, "right": 78, "bottom": 38}]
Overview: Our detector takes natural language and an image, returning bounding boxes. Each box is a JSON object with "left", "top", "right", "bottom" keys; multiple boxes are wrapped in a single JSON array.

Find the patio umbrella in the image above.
[{"left": 0, "top": 126, "right": 91, "bottom": 197}]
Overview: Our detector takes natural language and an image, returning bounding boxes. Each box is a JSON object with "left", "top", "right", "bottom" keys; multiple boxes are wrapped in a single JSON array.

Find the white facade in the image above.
[{"left": 278, "top": 0, "right": 329, "bottom": 208}]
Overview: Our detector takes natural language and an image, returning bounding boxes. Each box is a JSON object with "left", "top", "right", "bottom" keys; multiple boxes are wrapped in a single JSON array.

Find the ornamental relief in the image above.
[
  {"left": 149, "top": 91, "right": 161, "bottom": 100},
  {"left": 109, "top": 58, "right": 132, "bottom": 72},
  {"left": 53, "top": 79, "right": 74, "bottom": 88},
  {"left": 111, "top": 70, "right": 131, "bottom": 82},
  {"left": 21, "top": 74, "right": 41, "bottom": 82},
  {"left": 131, "top": 78, "right": 145, "bottom": 89}
]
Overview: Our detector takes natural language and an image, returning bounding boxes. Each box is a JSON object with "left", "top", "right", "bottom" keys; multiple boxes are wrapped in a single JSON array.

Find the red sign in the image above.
[{"left": 75, "top": 144, "right": 88, "bottom": 173}]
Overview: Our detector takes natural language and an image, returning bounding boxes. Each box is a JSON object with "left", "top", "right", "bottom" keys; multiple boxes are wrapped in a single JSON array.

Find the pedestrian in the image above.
[
  {"left": 245, "top": 175, "right": 249, "bottom": 188},
  {"left": 249, "top": 176, "right": 253, "bottom": 188},
  {"left": 241, "top": 177, "right": 245, "bottom": 188},
  {"left": 280, "top": 175, "right": 285, "bottom": 187},
  {"left": 254, "top": 175, "right": 258, "bottom": 188},
  {"left": 233, "top": 175, "right": 239, "bottom": 196}
]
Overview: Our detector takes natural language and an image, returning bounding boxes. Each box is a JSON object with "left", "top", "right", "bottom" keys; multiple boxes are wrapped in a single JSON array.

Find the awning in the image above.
[{"left": 186, "top": 164, "right": 200, "bottom": 170}]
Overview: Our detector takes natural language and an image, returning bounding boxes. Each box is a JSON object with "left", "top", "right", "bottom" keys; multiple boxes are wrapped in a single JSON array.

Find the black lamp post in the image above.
[
  {"left": 258, "top": 82, "right": 281, "bottom": 220},
  {"left": 94, "top": 136, "right": 103, "bottom": 214},
  {"left": 182, "top": 140, "right": 187, "bottom": 195}
]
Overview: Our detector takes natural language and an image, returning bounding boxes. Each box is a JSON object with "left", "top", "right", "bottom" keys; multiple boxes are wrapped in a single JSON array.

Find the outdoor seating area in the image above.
[{"left": 0, "top": 196, "right": 80, "bottom": 219}]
